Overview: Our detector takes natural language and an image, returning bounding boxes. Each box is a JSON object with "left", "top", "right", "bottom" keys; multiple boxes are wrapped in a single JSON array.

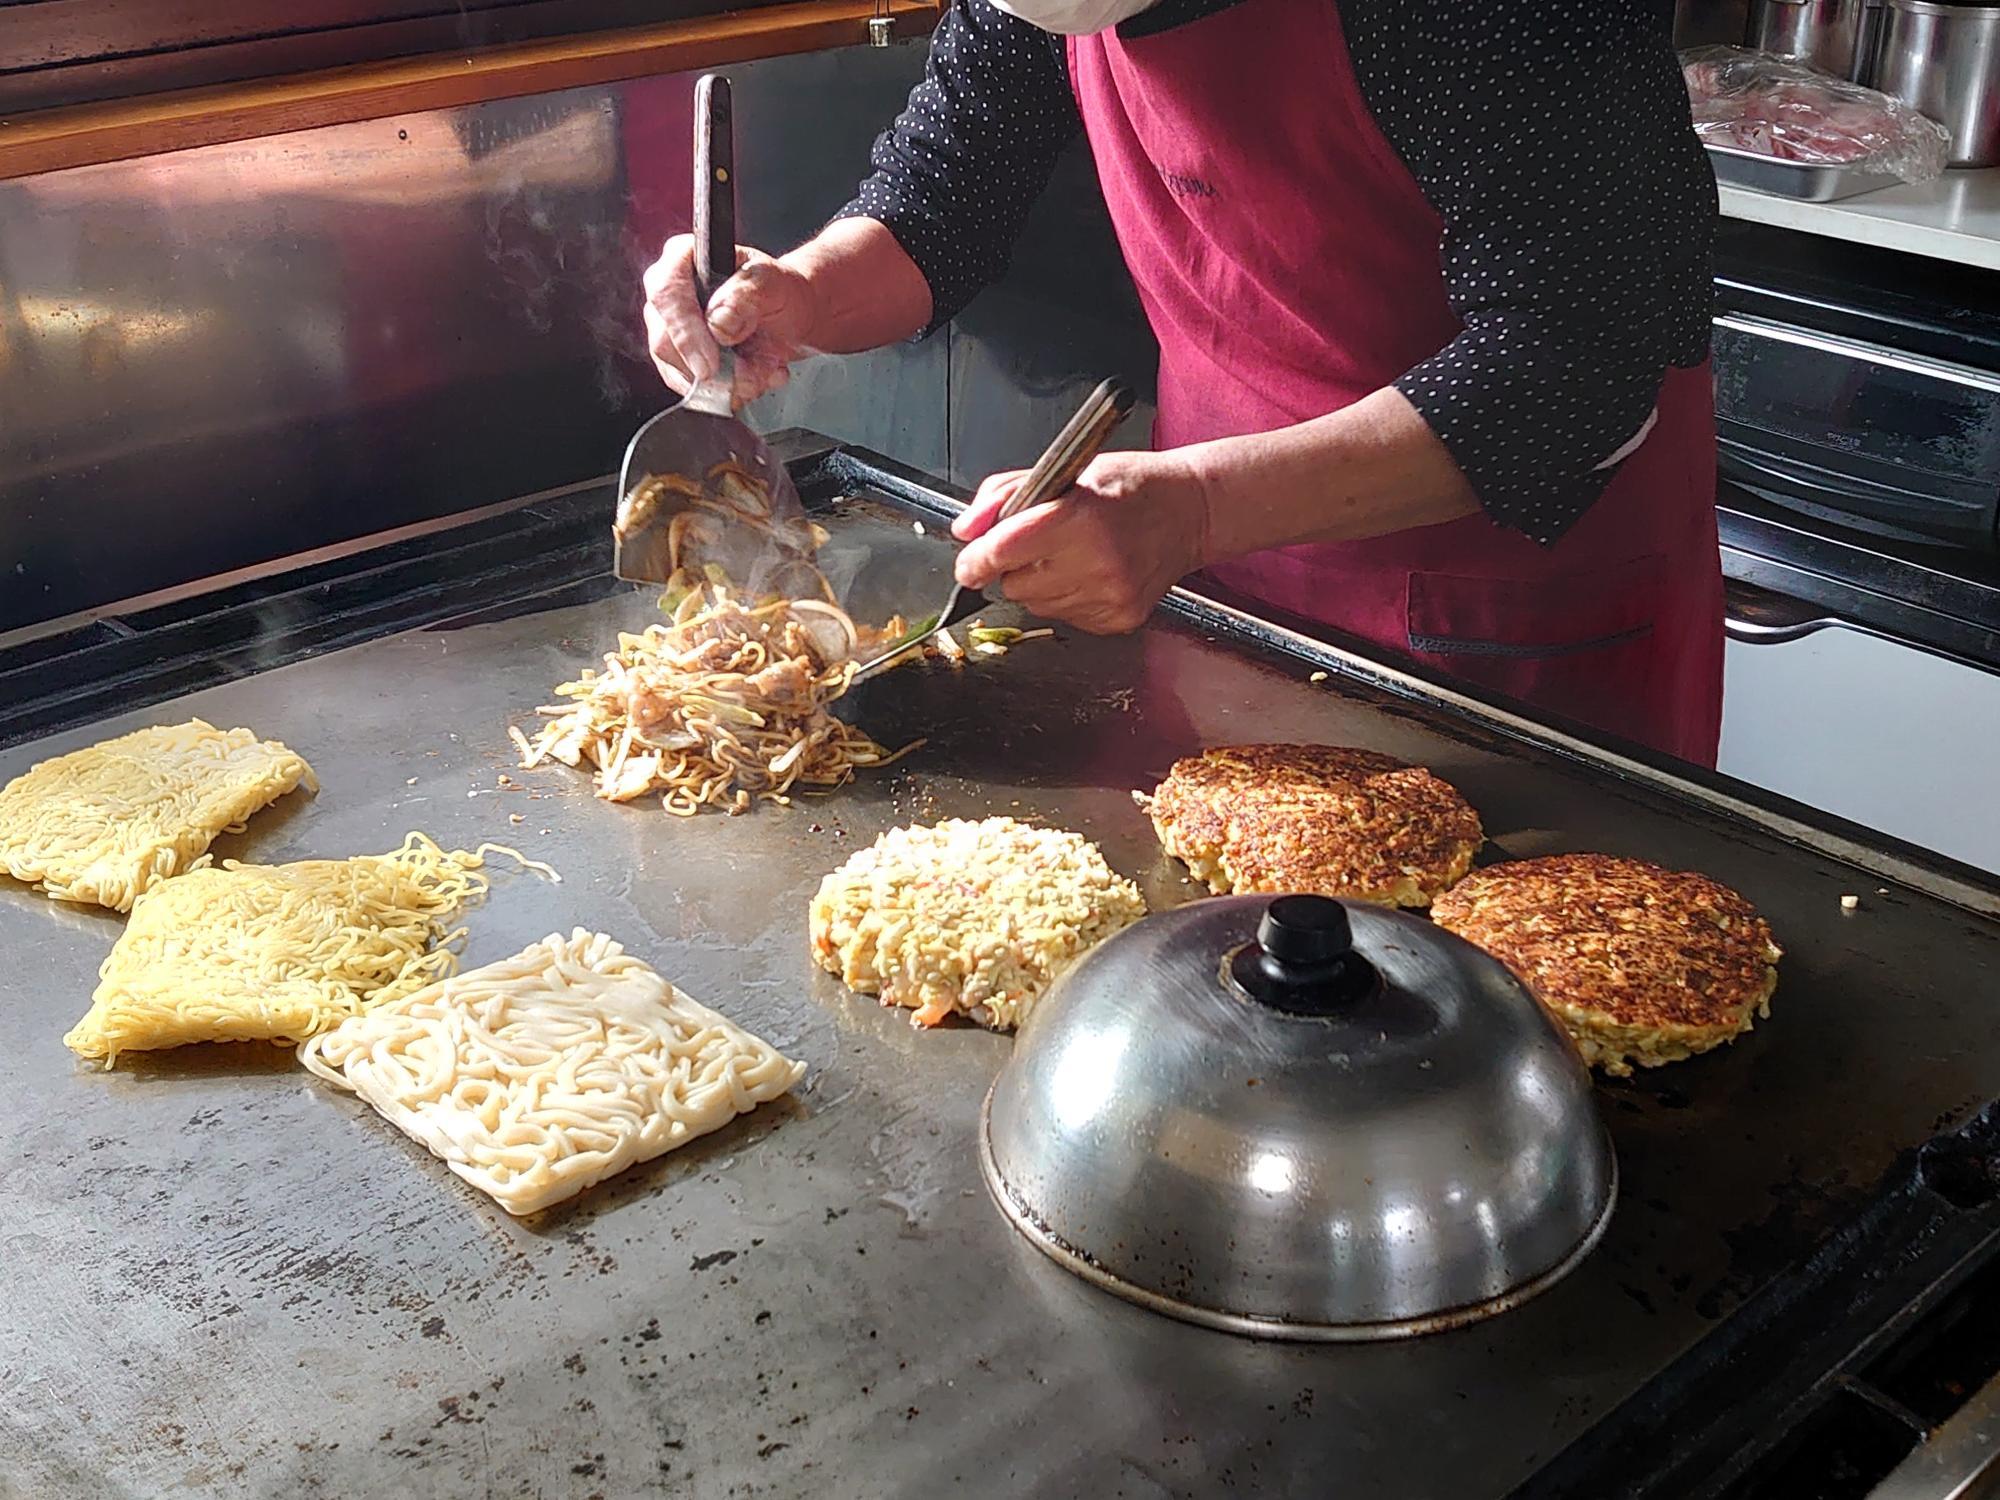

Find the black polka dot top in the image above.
[{"left": 834, "top": 0, "right": 1716, "bottom": 544}]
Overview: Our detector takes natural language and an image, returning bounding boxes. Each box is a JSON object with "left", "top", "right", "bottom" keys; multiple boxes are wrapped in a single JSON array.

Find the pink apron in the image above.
[{"left": 1068, "top": 0, "right": 1725, "bottom": 764}]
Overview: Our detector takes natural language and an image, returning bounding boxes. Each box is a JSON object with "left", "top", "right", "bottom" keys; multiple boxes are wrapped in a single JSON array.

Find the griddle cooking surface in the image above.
[{"left": 1, "top": 475, "right": 1996, "bottom": 1500}]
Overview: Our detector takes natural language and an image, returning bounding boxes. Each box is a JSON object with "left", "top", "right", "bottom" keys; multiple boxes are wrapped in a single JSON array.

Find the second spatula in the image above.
[{"left": 852, "top": 376, "right": 1135, "bottom": 682}]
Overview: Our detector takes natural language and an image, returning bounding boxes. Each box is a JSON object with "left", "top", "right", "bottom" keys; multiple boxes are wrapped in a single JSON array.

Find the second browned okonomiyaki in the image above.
[
  {"left": 1141, "top": 744, "right": 1483, "bottom": 908},
  {"left": 1431, "top": 853, "right": 1781, "bottom": 1076}
]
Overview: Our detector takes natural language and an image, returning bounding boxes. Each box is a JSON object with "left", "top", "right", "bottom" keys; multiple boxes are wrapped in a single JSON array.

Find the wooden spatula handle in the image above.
[
  {"left": 692, "top": 75, "right": 736, "bottom": 313},
  {"left": 999, "top": 377, "right": 1137, "bottom": 523}
]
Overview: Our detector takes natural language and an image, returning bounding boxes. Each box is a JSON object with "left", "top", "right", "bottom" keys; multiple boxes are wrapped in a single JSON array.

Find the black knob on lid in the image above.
[
  {"left": 1258, "top": 895, "right": 1353, "bottom": 966},
  {"left": 1231, "top": 895, "right": 1377, "bottom": 1016}
]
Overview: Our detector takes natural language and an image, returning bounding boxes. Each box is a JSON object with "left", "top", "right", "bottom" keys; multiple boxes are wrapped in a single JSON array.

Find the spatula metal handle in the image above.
[
  {"left": 998, "top": 377, "right": 1136, "bottom": 522},
  {"left": 692, "top": 75, "right": 735, "bottom": 313}
]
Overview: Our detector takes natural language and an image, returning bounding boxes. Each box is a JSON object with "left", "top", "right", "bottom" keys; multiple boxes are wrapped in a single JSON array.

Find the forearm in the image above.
[
  {"left": 779, "top": 217, "right": 934, "bottom": 354},
  {"left": 1185, "top": 387, "right": 1482, "bottom": 562}
]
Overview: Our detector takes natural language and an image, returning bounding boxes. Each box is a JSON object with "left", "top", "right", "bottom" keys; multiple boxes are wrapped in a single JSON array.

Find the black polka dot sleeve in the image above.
[
  {"left": 1346, "top": 2, "right": 1715, "bottom": 544},
  {"left": 832, "top": 0, "right": 1080, "bottom": 335}
]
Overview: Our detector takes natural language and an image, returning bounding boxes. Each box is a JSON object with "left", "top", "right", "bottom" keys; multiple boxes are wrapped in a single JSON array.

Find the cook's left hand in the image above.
[{"left": 951, "top": 451, "right": 1211, "bottom": 635}]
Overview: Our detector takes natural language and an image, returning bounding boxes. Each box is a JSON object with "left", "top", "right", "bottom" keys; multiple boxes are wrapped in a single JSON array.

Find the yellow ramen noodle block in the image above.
[
  {"left": 0, "top": 719, "right": 316, "bottom": 912},
  {"left": 299, "top": 929, "right": 806, "bottom": 1216},
  {"left": 67, "top": 834, "right": 500, "bottom": 1065}
]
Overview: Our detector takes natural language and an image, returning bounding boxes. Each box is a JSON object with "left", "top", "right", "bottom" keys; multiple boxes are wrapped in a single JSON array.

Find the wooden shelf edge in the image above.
[{"left": 0, "top": 0, "right": 939, "bottom": 183}]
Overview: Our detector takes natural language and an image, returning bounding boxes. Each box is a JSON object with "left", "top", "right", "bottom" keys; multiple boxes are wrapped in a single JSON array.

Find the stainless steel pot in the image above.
[
  {"left": 1751, "top": 0, "right": 1872, "bottom": 77},
  {"left": 1875, "top": 0, "right": 2000, "bottom": 165},
  {"left": 979, "top": 894, "right": 1618, "bottom": 1342}
]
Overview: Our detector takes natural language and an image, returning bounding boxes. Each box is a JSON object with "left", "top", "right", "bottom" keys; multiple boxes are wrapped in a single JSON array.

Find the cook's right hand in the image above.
[{"left": 642, "top": 235, "right": 818, "bottom": 406}]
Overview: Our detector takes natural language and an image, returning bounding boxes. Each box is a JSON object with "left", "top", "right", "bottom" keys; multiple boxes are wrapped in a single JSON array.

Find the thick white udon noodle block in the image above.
[{"left": 300, "top": 929, "right": 805, "bottom": 1215}]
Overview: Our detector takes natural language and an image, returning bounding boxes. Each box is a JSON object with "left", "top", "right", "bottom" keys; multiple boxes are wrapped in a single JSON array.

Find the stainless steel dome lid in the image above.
[{"left": 979, "top": 894, "right": 1616, "bottom": 1341}]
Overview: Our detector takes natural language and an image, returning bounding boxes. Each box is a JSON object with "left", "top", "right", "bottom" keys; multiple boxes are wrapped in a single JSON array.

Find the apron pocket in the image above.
[
  {"left": 1407, "top": 554, "right": 1667, "bottom": 659},
  {"left": 1405, "top": 554, "right": 1671, "bottom": 743}
]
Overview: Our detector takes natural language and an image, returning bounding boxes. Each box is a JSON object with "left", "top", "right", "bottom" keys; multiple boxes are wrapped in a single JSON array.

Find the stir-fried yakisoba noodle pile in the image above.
[
  {"left": 65, "top": 833, "right": 553, "bottom": 1065},
  {"left": 513, "top": 583, "right": 918, "bottom": 815},
  {"left": 299, "top": 929, "right": 806, "bottom": 1216},
  {"left": 0, "top": 719, "right": 316, "bottom": 912}
]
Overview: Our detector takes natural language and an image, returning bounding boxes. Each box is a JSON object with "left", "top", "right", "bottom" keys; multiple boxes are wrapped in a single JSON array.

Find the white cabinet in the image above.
[{"left": 1720, "top": 626, "right": 2000, "bottom": 875}]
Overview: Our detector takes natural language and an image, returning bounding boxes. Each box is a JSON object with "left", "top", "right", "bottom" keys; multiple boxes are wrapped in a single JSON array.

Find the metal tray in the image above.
[
  {"left": 1705, "top": 141, "right": 1904, "bottom": 201},
  {"left": 1, "top": 446, "right": 1997, "bottom": 1500}
]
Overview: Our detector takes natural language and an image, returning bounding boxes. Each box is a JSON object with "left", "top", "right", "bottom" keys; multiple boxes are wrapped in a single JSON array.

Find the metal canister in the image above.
[
  {"left": 1750, "top": 0, "right": 1871, "bottom": 77},
  {"left": 1854, "top": 0, "right": 1893, "bottom": 81},
  {"left": 1875, "top": 0, "right": 2000, "bottom": 166}
]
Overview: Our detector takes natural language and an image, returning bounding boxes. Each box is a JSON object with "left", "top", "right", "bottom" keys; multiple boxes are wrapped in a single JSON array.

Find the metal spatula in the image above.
[
  {"left": 852, "top": 376, "right": 1135, "bottom": 682},
  {"left": 613, "top": 74, "right": 810, "bottom": 589}
]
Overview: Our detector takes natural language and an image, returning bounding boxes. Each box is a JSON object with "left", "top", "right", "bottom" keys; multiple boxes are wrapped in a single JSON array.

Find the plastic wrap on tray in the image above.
[{"left": 1682, "top": 46, "right": 1950, "bottom": 183}]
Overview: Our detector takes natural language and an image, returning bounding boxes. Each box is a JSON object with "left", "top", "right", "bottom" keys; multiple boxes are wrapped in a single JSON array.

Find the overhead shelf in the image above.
[
  {"left": 1718, "top": 169, "right": 2000, "bottom": 272},
  {"left": 0, "top": 0, "right": 940, "bottom": 182}
]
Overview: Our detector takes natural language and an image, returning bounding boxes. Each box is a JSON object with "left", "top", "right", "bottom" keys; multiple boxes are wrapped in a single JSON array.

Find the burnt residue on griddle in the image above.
[
  {"left": 1620, "top": 1282, "right": 1660, "bottom": 1316},
  {"left": 432, "top": 1394, "right": 483, "bottom": 1429},
  {"left": 1695, "top": 1163, "right": 1863, "bottom": 1320},
  {"left": 561, "top": 1227, "right": 618, "bottom": 1276}
]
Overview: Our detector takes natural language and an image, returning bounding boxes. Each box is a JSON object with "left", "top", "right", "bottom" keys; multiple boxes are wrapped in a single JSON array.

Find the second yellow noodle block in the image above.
[{"left": 66, "top": 833, "right": 504, "bottom": 1065}]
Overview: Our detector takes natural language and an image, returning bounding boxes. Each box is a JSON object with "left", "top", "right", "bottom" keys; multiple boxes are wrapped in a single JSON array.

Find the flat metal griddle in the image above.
[{"left": 1, "top": 447, "right": 1997, "bottom": 1500}]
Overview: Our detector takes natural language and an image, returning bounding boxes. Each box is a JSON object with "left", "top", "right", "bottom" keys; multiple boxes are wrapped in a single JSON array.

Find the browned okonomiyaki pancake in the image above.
[
  {"left": 1430, "top": 853, "right": 1782, "bottom": 1077},
  {"left": 1141, "top": 744, "right": 1483, "bottom": 908}
]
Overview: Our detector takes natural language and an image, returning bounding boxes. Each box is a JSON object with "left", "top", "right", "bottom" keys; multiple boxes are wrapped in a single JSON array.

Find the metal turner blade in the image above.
[
  {"left": 852, "top": 376, "right": 1136, "bottom": 682},
  {"left": 613, "top": 74, "right": 810, "bottom": 591}
]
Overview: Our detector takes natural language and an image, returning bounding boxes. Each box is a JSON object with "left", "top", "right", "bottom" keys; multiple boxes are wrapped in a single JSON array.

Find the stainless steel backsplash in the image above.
[{"left": 0, "top": 41, "right": 1158, "bottom": 634}]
